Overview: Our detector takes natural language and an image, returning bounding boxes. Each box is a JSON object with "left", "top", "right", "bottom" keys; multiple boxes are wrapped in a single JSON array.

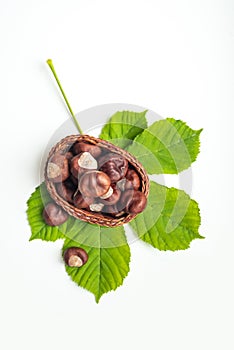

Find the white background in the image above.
[{"left": 1, "top": 0, "right": 234, "bottom": 349}]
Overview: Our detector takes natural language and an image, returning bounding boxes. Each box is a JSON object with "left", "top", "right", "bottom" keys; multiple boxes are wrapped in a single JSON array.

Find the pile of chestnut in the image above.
[{"left": 43, "top": 141, "right": 147, "bottom": 229}]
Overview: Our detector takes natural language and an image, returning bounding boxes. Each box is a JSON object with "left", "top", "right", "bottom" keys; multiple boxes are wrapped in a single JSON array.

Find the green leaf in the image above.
[
  {"left": 64, "top": 219, "right": 128, "bottom": 249},
  {"left": 27, "top": 111, "right": 204, "bottom": 301},
  {"left": 130, "top": 181, "right": 203, "bottom": 251},
  {"left": 26, "top": 183, "right": 67, "bottom": 241},
  {"left": 99, "top": 110, "right": 148, "bottom": 148},
  {"left": 27, "top": 185, "right": 131, "bottom": 301},
  {"left": 127, "top": 118, "right": 202, "bottom": 174},
  {"left": 62, "top": 226, "right": 130, "bottom": 303}
]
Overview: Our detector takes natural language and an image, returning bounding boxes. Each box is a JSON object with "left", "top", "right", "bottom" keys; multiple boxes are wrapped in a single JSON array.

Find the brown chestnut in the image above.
[
  {"left": 64, "top": 247, "right": 88, "bottom": 267},
  {"left": 79, "top": 170, "right": 111, "bottom": 198},
  {"left": 73, "top": 142, "right": 102, "bottom": 158},
  {"left": 125, "top": 169, "right": 141, "bottom": 190},
  {"left": 103, "top": 204, "right": 119, "bottom": 216},
  {"left": 56, "top": 180, "right": 75, "bottom": 204},
  {"left": 89, "top": 202, "right": 104, "bottom": 212},
  {"left": 70, "top": 152, "right": 97, "bottom": 178},
  {"left": 43, "top": 202, "right": 68, "bottom": 226},
  {"left": 99, "top": 153, "right": 128, "bottom": 182},
  {"left": 119, "top": 190, "right": 147, "bottom": 214},
  {"left": 100, "top": 185, "right": 121, "bottom": 205},
  {"left": 73, "top": 191, "right": 94, "bottom": 209},
  {"left": 47, "top": 153, "right": 69, "bottom": 183}
]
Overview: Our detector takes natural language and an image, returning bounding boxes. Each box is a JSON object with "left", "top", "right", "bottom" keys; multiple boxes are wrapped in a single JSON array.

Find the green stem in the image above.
[{"left": 46, "top": 59, "right": 83, "bottom": 134}]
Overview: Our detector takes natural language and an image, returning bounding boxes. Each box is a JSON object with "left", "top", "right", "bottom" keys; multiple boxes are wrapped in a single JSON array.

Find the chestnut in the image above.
[
  {"left": 79, "top": 170, "right": 111, "bottom": 198},
  {"left": 99, "top": 153, "right": 128, "bottom": 182},
  {"left": 119, "top": 190, "right": 147, "bottom": 214},
  {"left": 73, "top": 191, "right": 94, "bottom": 209},
  {"left": 64, "top": 247, "right": 88, "bottom": 267},
  {"left": 56, "top": 180, "right": 75, "bottom": 204},
  {"left": 125, "top": 169, "right": 141, "bottom": 190},
  {"left": 100, "top": 185, "right": 121, "bottom": 205},
  {"left": 43, "top": 202, "right": 68, "bottom": 226},
  {"left": 73, "top": 142, "right": 102, "bottom": 158},
  {"left": 70, "top": 152, "right": 97, "bottom": 178},
  {"left": 99, "top": 186, "right": 113, "bottom": 199},
  {"left": 103, "top": 204, "right": 119, "bottom": 216},
  {"left": 89, "top": 202, "right": 104, "bottom": 212},
  {"left": 47, "top": 153, "right": 69, "bottom": 183}
]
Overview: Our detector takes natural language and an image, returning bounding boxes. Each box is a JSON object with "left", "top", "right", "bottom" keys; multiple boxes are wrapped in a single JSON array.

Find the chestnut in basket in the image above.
[
  {"left": 99, "top": 153, "right": 128, "bottom": 182},
  {"left": 45, "top": 135, "right": 149, "bottom": 227},
  {"left": 56, "top": 180, "right": 75, "bottom": 204},
  {"left": 73, "top": 191, "right": 94, "bottom": 209},
  {"left": 100, "top": 185, "right": 121, "bottom": 205},
  {"left": 119, "top": 190, "right": 147, "bottom": 214},
  {"left": 70, "top": 152, "right": 97, "bottom": 178},
  {"left": 79, "top": 170, "right": 111, "bottom": 198},
  {"left": 104, "top": 204, "right": 123, "bottom": 216},
  {"left": 125, "top": 169, "right": 141, "bottom": 190},
  {"left": 73, "top": 141, "right": 102, "bottom": 158},
  {"left": 47, "top": 153, "right": 69, "bottom": 183}
]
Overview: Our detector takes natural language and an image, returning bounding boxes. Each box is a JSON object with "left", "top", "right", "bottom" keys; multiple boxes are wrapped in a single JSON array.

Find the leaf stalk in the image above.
[{"left": 46, "top": 59, "right": 83, "bottom": 134}]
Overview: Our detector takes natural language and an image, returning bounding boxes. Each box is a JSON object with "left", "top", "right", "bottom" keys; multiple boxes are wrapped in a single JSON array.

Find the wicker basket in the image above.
[{"left": 45, "top": 134, "right": 149, "bottom": 227}]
